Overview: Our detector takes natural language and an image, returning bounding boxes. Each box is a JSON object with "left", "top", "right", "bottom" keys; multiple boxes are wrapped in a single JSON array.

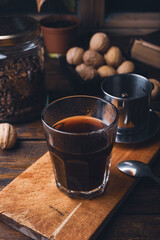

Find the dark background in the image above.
[
  {"left": 105, "top": 0, "right": 160, "bottom": 15},
  {"left": 0, "top": 0, "right": 159, "bottom": 14},
  {"left": 0, "top": 0, "right": 72, "bottom": 14}
]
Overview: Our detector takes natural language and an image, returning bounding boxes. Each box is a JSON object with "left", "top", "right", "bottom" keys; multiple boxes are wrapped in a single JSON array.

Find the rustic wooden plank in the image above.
[
  {"left": 0, "top": 141, "right": 47, "bottom": 191},
  {"left": 119, "top": 180, "right": 160, "bottom": 214},
  {"left": 1, "top": 213, "right": 160, "bottom": 240},
  {"left": 118, "top": 157, "right": 160, "bottom": 214},
  {"left": 1, "top": 213, "right": 159, "bottom": 240},
  {"left": 15, "top": 120, "right": 45, "bottom": 140},
  {"left": 0, "top": 137, "right": 159, "bottom": 240},
  {"left": 97, "top": 214, "right": 160, "bottom": 240},
  {"left": 0, "top": 221, "right": 31, "bottom": 240},
  {"left": 0, "top": 141, "right": 47, "bottom": 161},
  {"left": 45, "top": 56, "right": 73, "bottom": 93},
  {"left": 102, "top": 13, "right": 160, "bottom": 28}
]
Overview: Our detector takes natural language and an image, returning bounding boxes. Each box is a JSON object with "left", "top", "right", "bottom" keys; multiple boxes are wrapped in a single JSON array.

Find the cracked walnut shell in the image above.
[{"left": 0, "top": 123, "right": 17, "bottom": 149}]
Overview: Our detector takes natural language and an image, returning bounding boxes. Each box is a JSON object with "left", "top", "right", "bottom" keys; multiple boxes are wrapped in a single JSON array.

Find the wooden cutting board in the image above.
[{"left": 0, "top": 137, "right": 160, "bottom": 240}]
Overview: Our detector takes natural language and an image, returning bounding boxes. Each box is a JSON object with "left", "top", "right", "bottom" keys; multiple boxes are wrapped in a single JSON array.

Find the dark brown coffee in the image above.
[
  {"left": 49, "top": 116, "right": 113, "bottom": 192},
  {"left": 53, "top": 115, "right": 106, "bottom": 133}
]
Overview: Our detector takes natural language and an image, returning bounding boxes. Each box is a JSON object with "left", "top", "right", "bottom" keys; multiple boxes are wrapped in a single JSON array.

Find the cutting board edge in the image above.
[
  {"left": 0, "top": 213, "right": 49, "bottom": 240},
  {"left": 90, "top": 145, "right": 160, "bottom": 240},
  {"left": 89, "top": 179, "right": 139, "bottom": 240}
]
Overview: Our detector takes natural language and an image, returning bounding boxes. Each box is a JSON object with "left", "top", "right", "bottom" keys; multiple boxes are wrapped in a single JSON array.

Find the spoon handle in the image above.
[{"left": 151, "top": 174, "right": 160, "bottom": 184}]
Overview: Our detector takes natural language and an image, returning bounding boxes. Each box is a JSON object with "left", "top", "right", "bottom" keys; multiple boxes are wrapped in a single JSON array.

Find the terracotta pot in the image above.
[{"left": 40, "top": 15, "right": 80, "bottom": 56}]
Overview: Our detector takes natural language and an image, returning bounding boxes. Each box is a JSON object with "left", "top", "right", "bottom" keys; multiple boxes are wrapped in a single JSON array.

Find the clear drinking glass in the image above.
[{"left": 42, "top": 95, "right": 118, "bottom": 199}]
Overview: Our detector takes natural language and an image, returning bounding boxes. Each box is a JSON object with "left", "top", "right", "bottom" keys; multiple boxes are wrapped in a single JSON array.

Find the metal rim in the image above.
[
  {"left": 101, "top": 73, "right": 153, "bottom": 101},
  {"left": 0, "top": 15, "right": 40, "bottom": 46}
]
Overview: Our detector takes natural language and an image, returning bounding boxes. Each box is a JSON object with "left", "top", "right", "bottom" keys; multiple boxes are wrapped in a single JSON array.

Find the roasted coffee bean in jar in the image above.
[{"left": 0, "top": 16, "right": 46, "bottom": 123}]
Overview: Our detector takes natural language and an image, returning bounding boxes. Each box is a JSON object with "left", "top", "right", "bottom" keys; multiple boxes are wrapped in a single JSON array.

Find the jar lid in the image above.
[{"left": 0, "top": 15, "right": 40, "bottom": 46}]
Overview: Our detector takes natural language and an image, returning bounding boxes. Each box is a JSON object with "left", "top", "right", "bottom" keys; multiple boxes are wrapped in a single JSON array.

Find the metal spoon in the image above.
[{"left": 118, "top": 160, "right": 160, "bottom": 184}]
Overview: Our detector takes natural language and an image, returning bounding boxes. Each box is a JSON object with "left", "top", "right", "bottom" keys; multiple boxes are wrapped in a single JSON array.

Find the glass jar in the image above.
[{"left": 0, "top": 16, "right": 46, "bottom": 123}]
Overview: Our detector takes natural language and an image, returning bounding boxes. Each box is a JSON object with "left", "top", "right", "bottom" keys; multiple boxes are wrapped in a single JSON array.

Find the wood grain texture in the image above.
[
  {"left": 44, "top": 56, "right": 73, "bottom": 93},
  {"left": 0, "top": 221, "right": 31, "bottom": 240},
  {"left": 0, "top": 136, "right": 159, "bottom": 240},
  {"left": 97, "top": 214, "right": 160, "bottom": 240},
  {"left": 0, "top": 141, "right": 47, "bottom": 191},
  {"left": 15, "top": 120, "right": 45, "bottom": 139}
]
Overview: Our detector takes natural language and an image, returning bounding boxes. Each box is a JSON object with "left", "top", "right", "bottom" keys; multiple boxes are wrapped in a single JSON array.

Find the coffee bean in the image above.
[{"left": 0, "top": 53, "right": 46, "bottom": 123}]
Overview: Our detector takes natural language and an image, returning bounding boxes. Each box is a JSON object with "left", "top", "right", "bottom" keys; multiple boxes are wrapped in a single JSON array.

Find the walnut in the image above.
[
  {"left": 66, "top": 47, "right": 84, "bottom": 65},
  {"left": 75, "top": 63, "right": 98, "bottom": 81},
  {"left": 83, "top": 49, "right": 105, "bottom": 69},
  {"left": 89, "top": 32, "right": 110, "bottom": 53},
  {"left": 149, "top": 78, "right": 160, "bottom": 100},
  {"left": 97, "top": 65, "right": 116, "bottom": 77},
  {"left": 117, "top": 60, "right": 135, "bottom": 74},
  {"left": 104, "top": 46, "right": 123, "bottom": 68},
  {"left": 0, "top": 123, "right": 17, "bottom": 149}
]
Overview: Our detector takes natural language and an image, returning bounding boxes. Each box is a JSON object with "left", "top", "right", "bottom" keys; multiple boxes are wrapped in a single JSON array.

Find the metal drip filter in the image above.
[{"left": 101, "top": 73, "right": 153, "bottom": 136}]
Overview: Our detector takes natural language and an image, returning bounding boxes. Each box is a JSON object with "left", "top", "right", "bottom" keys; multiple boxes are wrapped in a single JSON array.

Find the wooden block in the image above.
[
  {"left": 0, "top": 137, "right": 160, "bottom": 240},
  {"left": 131, "top": 39, "right": 160, "bottom": 69}
]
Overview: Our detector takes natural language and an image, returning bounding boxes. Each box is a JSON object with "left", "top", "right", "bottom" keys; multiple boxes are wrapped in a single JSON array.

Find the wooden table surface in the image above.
[{"left": 0, "top": 30, "right": 160, "bottom": 240}]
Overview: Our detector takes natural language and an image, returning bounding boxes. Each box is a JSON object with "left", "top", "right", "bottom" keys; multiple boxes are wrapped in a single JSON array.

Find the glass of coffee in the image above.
[{"left": 42, "top": 95, "right": 118, "bottom": 199}]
